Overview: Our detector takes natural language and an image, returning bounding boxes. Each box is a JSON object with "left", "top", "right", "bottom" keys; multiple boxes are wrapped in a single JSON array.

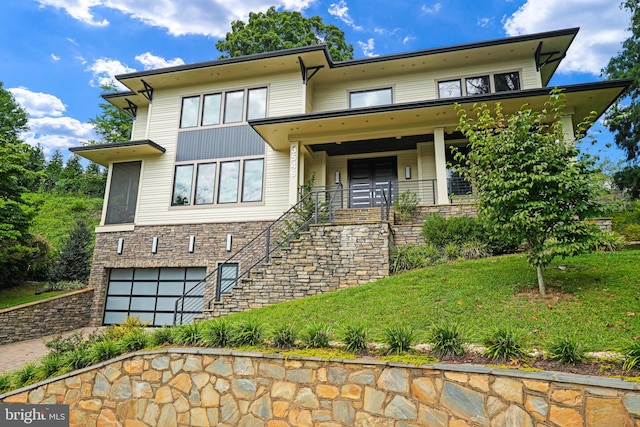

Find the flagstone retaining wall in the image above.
[
  {"left": 2, "top": 348, "right": 640, "bottom": 426},
  {"left": 0, "top": 288, "right": 94, "bottom": 345}
]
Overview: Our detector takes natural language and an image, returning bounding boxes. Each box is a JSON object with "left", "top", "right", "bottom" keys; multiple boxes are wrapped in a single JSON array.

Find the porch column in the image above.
[
  {"left": 289, "top": 141, "right": 300, "bottom": 205},
  {"left": 434, "top": 128, "right": 450, "bottom": 205},
  {"left": 561, "top": 115, "right": 575, "bottom": 142}
]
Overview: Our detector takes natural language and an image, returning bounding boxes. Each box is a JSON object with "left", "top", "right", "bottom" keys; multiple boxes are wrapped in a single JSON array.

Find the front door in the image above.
[{"left": 348, "top": 157, "right": 397, "bottom": 208}]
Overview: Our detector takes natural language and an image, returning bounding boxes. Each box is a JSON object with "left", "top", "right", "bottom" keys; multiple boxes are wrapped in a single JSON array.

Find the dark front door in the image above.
[{"left": 348, "top": 157, "right": 397, "bottom": 208}]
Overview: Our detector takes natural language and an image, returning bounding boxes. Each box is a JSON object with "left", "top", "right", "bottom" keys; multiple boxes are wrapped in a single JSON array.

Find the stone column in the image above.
[{"left": 434, "top": 128, "right": 450, "bottom": 205}]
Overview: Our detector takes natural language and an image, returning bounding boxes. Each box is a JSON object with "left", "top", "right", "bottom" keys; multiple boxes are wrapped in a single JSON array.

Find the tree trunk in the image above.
[{"left": 536, "top": 264, "right": 546, "bottom": 296}]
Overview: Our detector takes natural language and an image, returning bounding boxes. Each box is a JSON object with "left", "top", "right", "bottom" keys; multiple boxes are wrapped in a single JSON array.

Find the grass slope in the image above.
[
  {"left": 0, "top": 282, "right": 67, "bottom": 309},
  {"left": 221, "top": 250, "right": 640, "bottom": 352}
]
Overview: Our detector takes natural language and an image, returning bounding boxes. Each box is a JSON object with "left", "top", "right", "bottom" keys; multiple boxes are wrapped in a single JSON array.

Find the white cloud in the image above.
[
  {"left": 477, "top": 17, "right": 492, "bottom": 28},
  {"left": 328, "top": 0, "right": 363, "bottom": 31},
  {"left": 421, "top": 3, "right": 441, "bottom": 14},
  {"left": 51, "top": 53, "right": 60, "bottom": 61},
  {"left": 135, "top": 52, "right": 185, "bottom": 70},
  {"left": 36, "top": 0, "right": 314, "bottom": 37},
  {"left": 358, "top": 39, "right": 378, "bottom": 58},
  {"left": 9, "top": 87, "right": 66, "bottom": 118},
  {"left": 503, "top": 0, "right": 631, "bottom": 75},
  {"left": 23, "top": 116, "right": 96, "bottom": 155},
  {"left": 9, "top": 87, "right": 96, "bottom": 154},
  {"left": 403, "top": 36, "right": 416, "bottom": 45},
  {"left": 87, "top": 58, "right": 135, "bottom": 88}
]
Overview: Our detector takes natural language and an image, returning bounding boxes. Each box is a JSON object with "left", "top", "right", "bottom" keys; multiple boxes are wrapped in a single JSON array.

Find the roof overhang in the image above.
[
  {"left": 250, "top": 80, "right": 631, "bottom": 151},
  {"left": 69, "top": 140, "right": 166, "bottom": 167}
]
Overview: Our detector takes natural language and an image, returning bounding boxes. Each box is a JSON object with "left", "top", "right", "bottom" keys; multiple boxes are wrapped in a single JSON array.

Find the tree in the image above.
[
  {"left": 49, "top": 219, "right": 93, "bottom": 283},
  {"left": 0, "top": 81, "right": 39, "bottom": 288},
  {"left": 603, "top": 1, "right": 640, "bottom": 196},
  {"left": 81, "top": 162, "right": 107, "bottom": 198},
  {"left": 41, "top": 149, "right": 64, "bottom": 192},
  {"left": 58, "top": 154, "right": 84, "bottom": 194},
  {"left": 216, "top": 6, "right": 354, "bottom": 62},
  {"left": 455, "top": 90, "right": 601, "bottom": 295},
  {"left": 87, "top": 83, "right": 132, "bottom": 145}
]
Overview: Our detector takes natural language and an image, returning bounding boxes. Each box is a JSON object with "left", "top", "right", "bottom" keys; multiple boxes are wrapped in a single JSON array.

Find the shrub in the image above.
[
  {"left": 390, "top": 243, "right": 440, "bottom": 273},
  {"left": 117, "top": 329, "right": 151, "bottom": 353},
  {"left": 590, "top": 231, "right": 625, "bottom": 252},
  {"left": 105, "top": 316, "right": 149, "bottom": 341},
  {"left": 150, "top": 326, "right": 175, "bottom": 346},
  {"left": 422, "top": 214, "right": 483, "bottom": 248},
  {"left": 45, "top": 332, "right": 85, "bottom": 355},
  {"left": 172, "top": 323, "right": 203, "bottom": 346},
  {"left": 231, "top": 319, "right": 264, "bottom": 347},
  {"left": 13, "top": 363, "right": 40, "bottom": 388},
  {"left": 395, "top": 190, "right": 418, "bottom": 222},
  {"left": 383, "top": 324, "right": 417, "bottom": 354},
  {"left": 623, "top": 340, "right": 640, "bottom": 371},
  {"left": 429, "top": 323, "right": 465, "bottom": 357},
  {"left": 460, "top": 240, "right": 491, "bottom": 260},
  {"left": 483, "top": 329, "right": 527, "bottom": 361},
  {"left": 612, "top": 201, "right": 640, "bottom": 234},
  {"left": 202, "top": 319, "right": 233, "bottom": 348},
  {"left": 271, "top": 324, "right": 298, "bottom": 349},
  {"left": 624, "top": 224, "right": 640, "bottom": 241},
  {"left": 547, "top": 337, "right": 585, "bottom": 365},
  {"left": 0, "top": 372, "right": 11, "bottom": 394},
  {"left": 444, "top": 243, "right": 459, "bottom": 260},
  {"left": 341, "top": 324, "right": 369, "bottom": 353},
  {"left": 301, "top": 322, "right": 332, "bottom": 349}
]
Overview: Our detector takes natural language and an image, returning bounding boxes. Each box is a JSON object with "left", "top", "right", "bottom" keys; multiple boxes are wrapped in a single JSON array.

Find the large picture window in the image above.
[
  {"left": 179, "top": 87, "right": 268, "bottom": 129},
  {"left": 349, "top": 88, "right": 393, "bottom": 109},
  {"left": 105, "top": 161, "right": 141, "bottom": 224},
  {"left": 438, "top": 71, "right": 521, "bottom": 98},
  {"left": 172, "top": 158, "right": 264, "bottom": 206}
]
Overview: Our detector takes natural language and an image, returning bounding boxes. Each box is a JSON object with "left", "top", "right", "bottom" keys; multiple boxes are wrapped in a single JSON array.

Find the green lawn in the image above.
[
  {"left": 219, "top": 249, "right": 640, "bottom": 352},
  {"left": 0, "top": 282, "right": 67, "bottom": 310}
]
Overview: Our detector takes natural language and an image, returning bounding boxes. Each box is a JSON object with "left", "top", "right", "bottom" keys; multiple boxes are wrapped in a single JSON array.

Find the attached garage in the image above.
[{"left": 103, "top": 267, "right": 206, "bottom": 326}]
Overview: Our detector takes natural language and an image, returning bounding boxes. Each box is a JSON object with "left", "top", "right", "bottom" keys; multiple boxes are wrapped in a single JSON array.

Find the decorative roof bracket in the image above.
[
  {"left": 138, "top": 79, "right": 154, "bottom": 101},
  {"left": 123, "top": 99, "right": 138, "bottom": 118},
  {"left": 298, "top": 56, "right": 324, "bottom": 84},
  {"left": 535, "top": 41, "right": 565, "bottom": 71}
]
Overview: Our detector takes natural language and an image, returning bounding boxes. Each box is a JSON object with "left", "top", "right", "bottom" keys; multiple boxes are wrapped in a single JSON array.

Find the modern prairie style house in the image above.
[{"left": 72, "top": 28, "right": 629, "bottom": 327}]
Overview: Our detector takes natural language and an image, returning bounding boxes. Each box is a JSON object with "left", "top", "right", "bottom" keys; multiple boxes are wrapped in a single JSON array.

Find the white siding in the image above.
[{"left": 131, "top": 106, "right": 148, "bottom": 140}]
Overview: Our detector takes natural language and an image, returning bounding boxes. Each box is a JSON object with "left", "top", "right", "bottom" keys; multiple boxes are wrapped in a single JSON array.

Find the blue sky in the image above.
[{"left": 0, "top": 0, "right": 631, "bottom": 163}]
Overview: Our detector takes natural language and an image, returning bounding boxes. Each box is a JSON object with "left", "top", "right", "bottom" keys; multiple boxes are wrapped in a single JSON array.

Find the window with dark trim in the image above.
[
  {"left": 349, "top": 88, "right": 393, "bottom": 109},
  {"left": 172, "top": 158, "right": 264, "bottom": 206},
  {"left": 218, "top": 263, "right": 239, "bottom": 294},
  {"left": 438, "top": 71, "right": 521, "bottom": 98},
  {"left": 105, "top": 161, "right": 141, "bottom": 224},
  {"left": 179, "top": 87, "right": 268, "bottom": 129}
]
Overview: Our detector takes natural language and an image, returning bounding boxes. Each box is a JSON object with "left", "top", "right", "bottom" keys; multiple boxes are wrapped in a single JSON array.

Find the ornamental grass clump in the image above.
[
  {"left": 623, "top": 340, "right": 640, "bottom": 371},
  {"left": 150, "top": 326, "right": 175, "bottom": 346},
  {"left": 301, "top": 322, "right": 332, "bottom": 349},
  {"left": 202, "top": 318, "right": 233, "bottom": 348},
  {"left": 172, "top": 322, "right": 204, "bottom": 346},
  {"left": 547, "top": 336, "right": 585, "bottom": 365},
  {"left": 117, "top": 329, "right": 151, "bottom": 353},
  {"left": 89, "top": 338, "right": 122, "bottom": 364},
  {"left": 483, "top": 329, "right": 527, "bottom": 361},
  {"left": 270, "top": 324, "right": 298, "bottom": 349},
  {"left": 429, "top": 323, "right": 465, "bottom": 358},
  {"left": 231, "top": 319, "right": 264, "bottom": 347},
  {"left": 383, "top": 324, "right": 418, "bottom": 354},
  {"left": 341, "top": 324, "right": 370, "bottom": 353}
]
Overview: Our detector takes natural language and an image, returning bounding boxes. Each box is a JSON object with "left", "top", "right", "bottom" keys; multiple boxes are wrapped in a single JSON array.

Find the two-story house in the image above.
[{"left": 71, "top": 27, "right": 629, "bottom": 327}]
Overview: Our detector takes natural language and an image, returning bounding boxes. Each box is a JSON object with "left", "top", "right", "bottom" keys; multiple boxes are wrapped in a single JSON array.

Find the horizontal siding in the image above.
[
  {"left": 131, "top": 107, "right": 148, "bottom": 140},
  {"left": 311, "top": 57, "right": 541, "bottom": 112}
]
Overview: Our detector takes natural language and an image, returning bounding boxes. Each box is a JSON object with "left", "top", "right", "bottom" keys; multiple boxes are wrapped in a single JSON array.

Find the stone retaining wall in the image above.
[
  {"left": 2, "top": 349, "right": 640, "bottom": 426},
  {"left": 207, "top": 223, "right": 391, "bottom": 318},
  {"left": 0, "top": 288, "right": 94, "bottom": 345}
]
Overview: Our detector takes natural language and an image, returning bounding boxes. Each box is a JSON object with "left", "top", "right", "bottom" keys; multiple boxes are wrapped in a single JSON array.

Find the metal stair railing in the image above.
[{"left": 173, "top": 185, "right": 346, "bottom": 325}]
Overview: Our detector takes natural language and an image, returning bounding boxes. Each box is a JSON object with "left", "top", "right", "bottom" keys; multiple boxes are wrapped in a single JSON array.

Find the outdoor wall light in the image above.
[
  {"left": 226, "top": 234, "right": 233, "bottom": 252},
  {"left": 405, "top": 166, "right": 411, "bottom": 180},
  {"left": 188, "top": 235, "right": 195, "bottom": 253},
  {"left": 335, "top": 171, "right": 341, "bottom": 184},
  {"left": 152, "top": 236, "right": 158, "bottom": 254},
  {"left": 117, "top": 238, "right": 124, "bottom": 255}
]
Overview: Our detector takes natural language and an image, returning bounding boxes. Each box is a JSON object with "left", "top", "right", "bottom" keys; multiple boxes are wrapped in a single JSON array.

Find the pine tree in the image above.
[{"left": 49, "top": 219, "right": 93, "bottom": 283}]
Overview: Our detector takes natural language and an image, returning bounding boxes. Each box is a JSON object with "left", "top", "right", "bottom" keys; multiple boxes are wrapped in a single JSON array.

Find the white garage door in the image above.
[{"left": 104, "top": 267, "right": 206, "bottom": 326}]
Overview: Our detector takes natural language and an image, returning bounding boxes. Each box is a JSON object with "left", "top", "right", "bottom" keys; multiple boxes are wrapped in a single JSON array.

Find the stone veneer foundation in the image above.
[{"left": 2, "top": 349, "right": 640, "bottom": 426}]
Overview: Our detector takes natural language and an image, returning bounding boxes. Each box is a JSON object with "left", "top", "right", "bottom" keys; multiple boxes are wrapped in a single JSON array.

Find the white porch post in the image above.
[
  {"left": 434, "top": 128, "right": 450, "bottom": 205},
  {"left": 289, "top": 141, "right": 300, "bottom": 205},
  {"left": 561, "top": 115, "right": 575, "bottom": 142}
]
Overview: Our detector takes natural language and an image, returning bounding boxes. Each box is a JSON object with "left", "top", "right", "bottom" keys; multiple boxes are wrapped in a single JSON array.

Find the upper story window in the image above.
[
  {"left": 179, "top": 87, "right": 268, "bottom": 129},
  {"left": 438, "top": 71, "right": 521, "bottom": 99},
  {"left": 349, "top": 88, "right": 393, "bottom": 109}
]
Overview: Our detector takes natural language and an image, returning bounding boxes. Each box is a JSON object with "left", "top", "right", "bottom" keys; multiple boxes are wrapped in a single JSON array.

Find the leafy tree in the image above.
[
  {"left": 0, "top": 81, "right": 39, "bottom": 288},
  {"left": 87, "top": 83, "right": 132, "bottom": 145},
  {"left": 216, "top": 6, "right": 354, "bottom": 61},
  {"left": 49, "top": 219, "right": 93, "bottom": 283},
  {"left": 455, "top": 90, "right": 601, "bottom": 295},
  {"left": 603, "top": 0, "right": 640, "bottom": 196},
  {"left": 81, "top": 162, "right": 107, "bottom": 198},
  {"left": 20, "top": 144, "right": 45, "bottom": 192},
  {"left": 41, "top": 150, "right": 64, "bottom": 192},
  {"left": 58, "top": 154, "right": 84, "bottom": 194}
]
